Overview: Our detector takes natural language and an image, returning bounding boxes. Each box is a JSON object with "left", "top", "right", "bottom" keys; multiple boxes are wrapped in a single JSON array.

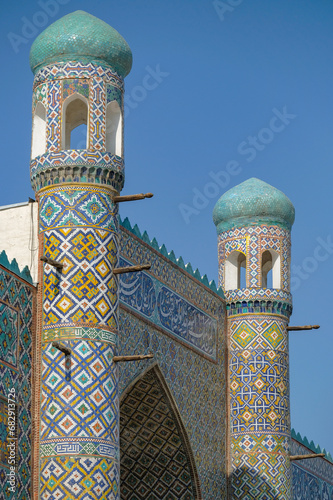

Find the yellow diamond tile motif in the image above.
[
  {"left": 242, "top": 410, "right": 253, "bottom": 422},
  {"left": 96, "top": 260, "right": 110, "bottom": 278},
  {"left": 96, "top": 299, "right": 109, "bottom": 316},
  {"left": 254, "top": 378, "right": 265, "bottom": 390},
  {"left": 56, "top": 297, "right": 73, "bottom": 313},
  {"left": 262, "top": 323, "right": 284, "bottom": 348},
  {"left": 233, "top": 323, "right": 257, "bottom": 348}
]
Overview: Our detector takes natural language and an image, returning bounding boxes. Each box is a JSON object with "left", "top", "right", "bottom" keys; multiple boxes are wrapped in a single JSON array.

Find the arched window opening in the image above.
[
  {"left": 31, "top": 102, "right": 46, "bottom": 159},
  {"left": 105, "top": 101, "right": 122, "bottom": 157},
  {"left": 62, "top": 94, "right": 88, "bottom": 150},
  {"left": 262, "top": 249, "right": 280, "bottom": 289},
  {"left": 225, "top": 250, "right": 246, "bottom": 290}
]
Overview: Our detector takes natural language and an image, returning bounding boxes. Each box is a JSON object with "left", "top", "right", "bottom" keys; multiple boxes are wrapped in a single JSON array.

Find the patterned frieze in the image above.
[
  {"left": 33, "top": 61, "right": 124, "bottom": 91},
  {"left": 90, "top": 76, "right": 106, "bottom": 151},
  {"left": 291, "top": 438, "right": 333, "bottom": 488},
  {"left": 30, "top": 151, "right": 124, "bottom": 192},
  {"left": 119, "top": 257, "right": 218, "bottom": 360},
  {"left": 292, "top": 465, "right": 333, "bottom": 500}
]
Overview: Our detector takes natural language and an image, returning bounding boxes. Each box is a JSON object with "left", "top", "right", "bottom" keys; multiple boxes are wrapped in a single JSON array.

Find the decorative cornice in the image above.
[
  {"left": 291, "top": 429, "right": 333, "bottom": 463},
  {"left": 119, "top": 216, "right": 224, "bottom": 298},
  {"left": 0, "top": 250, "right": 33, "bottom": 284},
  {"left": 30, "top": 150, "right": 124, "bottom": 192}
]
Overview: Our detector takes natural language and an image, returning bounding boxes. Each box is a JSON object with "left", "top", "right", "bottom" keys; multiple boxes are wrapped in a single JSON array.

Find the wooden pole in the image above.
[
  {"left": 287, "top": 325, "right": 320, "bottom": 331},
  {"left": 290, "top": 453, "right": 325, "bottom": 461},
  {"left": 113, "top": 264, "right": 151, "bottom": 275},
  {"left": 113, "top": 354, "right": 154, "bottom": 362},
  {"left": 40, "top": 256, "right": 63, "bottom": 270},
  {"left": 52, "top": 341, "right": 71, "bottom": 356},
  {"left": 113, "top": 193, "right": 153, "bottom": 203}
]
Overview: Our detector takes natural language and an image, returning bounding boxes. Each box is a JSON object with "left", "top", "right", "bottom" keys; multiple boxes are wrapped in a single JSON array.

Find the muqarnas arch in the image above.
[{"left": 120, "top": 364, "right": 201, "bottom": 500}]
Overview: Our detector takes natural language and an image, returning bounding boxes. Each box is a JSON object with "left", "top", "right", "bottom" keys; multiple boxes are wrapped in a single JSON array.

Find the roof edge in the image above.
[
  {"left": 0, "top": 250, "right": 33, "bottom": 284},
  {"left": 291, "top": 428, "right": 333, "bottom": 463},
  {"left": 119, "top": 216, "right": 224, "bottom": 298}
]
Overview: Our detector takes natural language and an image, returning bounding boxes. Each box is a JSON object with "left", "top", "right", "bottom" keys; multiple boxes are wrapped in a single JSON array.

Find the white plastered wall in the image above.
[{"left": 0, "top": 202, "right": 39, "bottom": 284}]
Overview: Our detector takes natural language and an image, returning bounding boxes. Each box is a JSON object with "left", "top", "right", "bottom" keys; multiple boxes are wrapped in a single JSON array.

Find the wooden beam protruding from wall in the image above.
[
  {"left": 113, "top": 354, "right": 154, "bottom": 362},
  {"left": 290, "top": 453, "right": 325, "bottom": 461},
  {"left": 40, "top": 256, "right": 63, "bottom": 270},
  {"left": 52, "top": 341, "right": 71, "bottom": 356},
  {"left": 287, "top": 325, "right": 320, "bottom": 331},
  {"left": 113, "top": 264, "right": 151, "bottom": 275},
  {"left": 114, "top": 193, "right": 153, "bottom": 203}
]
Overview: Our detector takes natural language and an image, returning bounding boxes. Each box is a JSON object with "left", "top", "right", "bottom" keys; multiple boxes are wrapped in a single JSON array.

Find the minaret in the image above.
[
  {"left": 213, "top": 178, "right": 295, "bottom": 499},
  {"left": 29, "top": 11, "right": 132, "bottom": 499}
]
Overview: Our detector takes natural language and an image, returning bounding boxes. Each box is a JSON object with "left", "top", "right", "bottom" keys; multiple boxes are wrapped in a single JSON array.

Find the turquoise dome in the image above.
[
  {"left": 213, "top": 178, "right": 295, "bottom": 232},
  {"left": 30, "top": 11, "right": 132, "bottom": 77}
]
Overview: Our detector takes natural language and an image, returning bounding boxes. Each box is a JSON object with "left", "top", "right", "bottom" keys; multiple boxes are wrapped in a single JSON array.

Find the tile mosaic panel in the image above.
[
  {"left": 40, "top": 456, "right": 119, "bottom": 500},
  {"left": 41, "top": 340, "right": 118, "bottom": 443},
  {"left": 119, "top": 257, "right": 217, "bottom": 360},
  {"left": 46, "top": 80, "right": 61, "bottom": 153},
  {"left": 230, "top": 316, "right": 288, "bottom": 351},
  {"left": 39, "top": 187, "right": 117, "bottom": 232},
  {"left": 90, "top": 77, "right": 106, "bottom": 151},
  {"left": 292, "top": 464, "right": 333, "bottom": 499},
  {"left": 42, "top": 227, "right": 118, "bottom": 328},
  {"left": 33, "top": 82, "right": 48, "bottom": 110},
  {"left": 231, "top": 451, "right": 291, "bottom": 500},
  {"left": 62, "top": 78, "right": 90, "bottom": 100},
  {"left": 0, "top": 267, "right": 34, "bottom": 500},
  {"left": 118, "top": 307, "right": 227, "bottom": 500}
]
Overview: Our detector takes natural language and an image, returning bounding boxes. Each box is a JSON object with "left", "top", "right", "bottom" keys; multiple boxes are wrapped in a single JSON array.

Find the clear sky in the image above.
[{"left": 1, "top": 0, "right": 332, "bottom": 455}]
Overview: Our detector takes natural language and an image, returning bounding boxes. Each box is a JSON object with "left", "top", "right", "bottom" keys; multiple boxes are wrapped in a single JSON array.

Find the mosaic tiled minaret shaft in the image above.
[
  {"left": 213, "top": 178, "right": 295, "bottom": 500},
  {"left": 29, "top": 11, "right": 132, "bottom": 499}
]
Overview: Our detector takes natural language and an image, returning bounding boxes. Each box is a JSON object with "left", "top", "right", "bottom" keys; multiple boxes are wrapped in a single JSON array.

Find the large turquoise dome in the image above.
[
  {"left": 29, "top": 10, "right": 132, "bottom": 77},
  {"left": 213, "top": 178, "right": 295, "bottom": 232}
]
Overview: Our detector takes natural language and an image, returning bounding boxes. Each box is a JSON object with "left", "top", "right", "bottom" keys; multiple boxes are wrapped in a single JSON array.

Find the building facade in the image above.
[{"left": 0, "top": 9, "right": 332, "bottom": 500}]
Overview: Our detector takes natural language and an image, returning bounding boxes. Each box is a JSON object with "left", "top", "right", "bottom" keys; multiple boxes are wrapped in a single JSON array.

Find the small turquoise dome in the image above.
[
  {"left": 30, "top": 11, "right": 132, "bottom": 77},
  {"left": 213, "top": 178, "right": 295, "bottom": 232}
]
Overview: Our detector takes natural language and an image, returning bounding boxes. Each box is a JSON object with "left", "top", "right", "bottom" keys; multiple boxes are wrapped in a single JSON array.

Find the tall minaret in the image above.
[
  {"left": 213, "top": 178, "right": 295, "bottom": 500},
  {"left": 29, "top": 11, "right": 132, "bottom": 499}
]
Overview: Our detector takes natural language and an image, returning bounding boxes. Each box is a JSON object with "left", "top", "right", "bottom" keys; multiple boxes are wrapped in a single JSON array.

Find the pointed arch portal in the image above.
[{"left": 120, "top": 365, "right": 201, "bottom": 499}]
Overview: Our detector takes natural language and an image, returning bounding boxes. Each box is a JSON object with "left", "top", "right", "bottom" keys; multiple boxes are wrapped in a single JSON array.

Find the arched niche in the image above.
[
  {"left": 31, "top": 102, "right": 46, "bottom": 159},
  {"left": 106, "top": 100, "right": 122, "bottom": 157},
  {"left": 120, "top": 364, "right": 201, "bottom": 499},
  {"left": 62, "top": 93, "right": 88, "bottom": 150},
  {"left": 225, "top": 250, "right": 246, "bottom": 290},
  {"left": 261, "top": 249, "right": 281, "bottom": 289}
]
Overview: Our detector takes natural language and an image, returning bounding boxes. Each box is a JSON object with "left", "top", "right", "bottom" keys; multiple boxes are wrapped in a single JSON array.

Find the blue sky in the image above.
[{"left": 1, "top": 0, "right": 332, "bottom": 455}]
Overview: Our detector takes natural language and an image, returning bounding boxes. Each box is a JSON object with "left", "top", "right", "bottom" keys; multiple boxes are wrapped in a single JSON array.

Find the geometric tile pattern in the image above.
[
  {"left": 218, "top": 225, "right": 291, "bottom": 290},
  {"left": 120, "top": 367, "right": 198, "bottom": 499},
  {"left": 46, "top": 80, "right": 61, "bottom": 152},
  {"left": 36, "top": 180, "right": 120, "bottom": 498},
  {"left": 40, "top": 456, "right": 119, "bottom": 500},
  {"left": 230, "top": 317, "right": 287, "bottom": 351},
  {"left": 39, "top": 186, "right": 117, "bottom": 232},
  {"left": 33, "top": 82, "right": 48, "bottom": 109},
  {"left": 0, "top": 266, "right": 35, "bottom": 500},
  {"left": 42, "top": 227, "right": 118, "bottom": 328},
  {"left": 40, "top": 340, "right": 118, "bottom": 443}
]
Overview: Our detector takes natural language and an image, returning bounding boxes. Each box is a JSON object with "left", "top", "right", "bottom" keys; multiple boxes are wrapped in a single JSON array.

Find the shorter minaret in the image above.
[{"left": 213, "top": 178, "right": 295, "bottom": 499}]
